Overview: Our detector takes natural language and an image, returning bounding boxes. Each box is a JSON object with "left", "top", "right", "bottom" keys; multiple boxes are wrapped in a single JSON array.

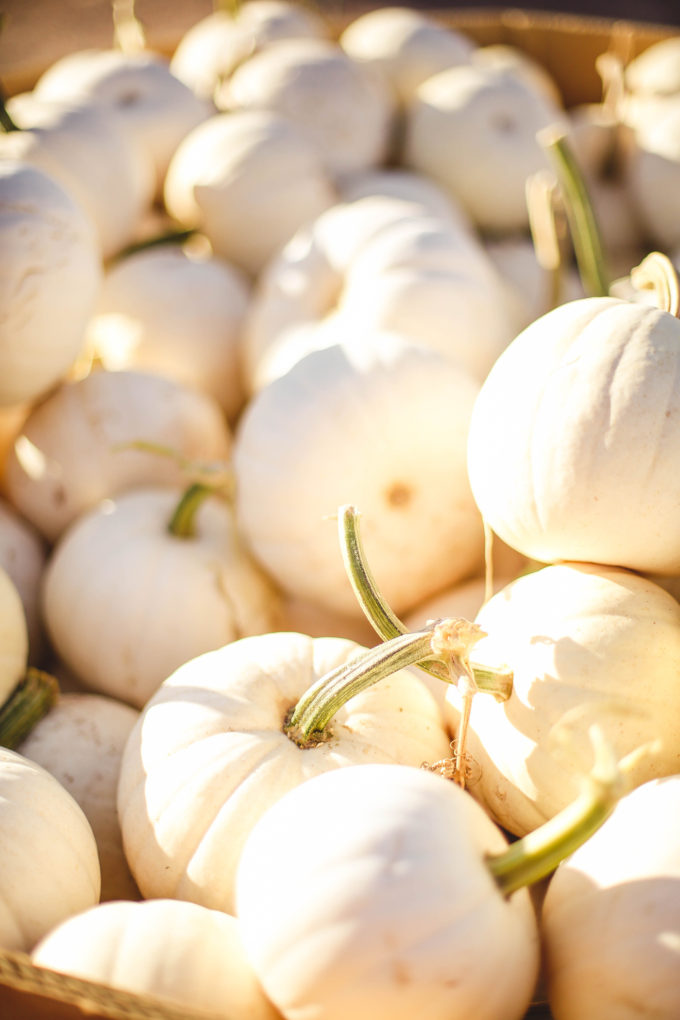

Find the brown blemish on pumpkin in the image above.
[{"left": 385, "top": 481, "right": 412, "bottom": 508}]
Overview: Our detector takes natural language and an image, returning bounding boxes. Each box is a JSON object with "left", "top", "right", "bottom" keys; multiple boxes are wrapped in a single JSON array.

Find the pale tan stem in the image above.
[{"left": 630, "top": 252, "right": 680, "bottom": 317}]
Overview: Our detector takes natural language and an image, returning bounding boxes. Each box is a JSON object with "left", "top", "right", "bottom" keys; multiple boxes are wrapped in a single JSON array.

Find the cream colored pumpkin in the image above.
[
  {"left": 0, "top": 747, "right": 100, "bottom": 952},
  {"left": 467, "top": 295, "right": 680, "bottom": 574},
  {"left": 541, "top": 775, "right": 680, "bottom": 1020},
  {"left": 41, "top": 486, "right": 282, "bottom": 708},
  {"left": 3, "top": 369, "right": 232, "bottom": 544},
  {"left": 339, "top": 6, "right": 475, "bottom": 107},
  {"left": 403, "top": 63, "right": 566, "bottom": 233},
  {"left": 220, "top": 37, "right": 395, "bottom": 180},
  {"left": 0, "top": 161, "right": 101, "bottom": 407},
  {"left": 0, "top": 565, "right": 29, "bottom": 709},
  {"left": 233, "top": 333, "right": 485, "bottom": 618},
  {"left": 32, "top": 898, "right": 280, "bottom": 1019},
  {"left": 170, "top": 0, "right": 330, "bottom": 100},
  {"left": 85, "top": 245, "right": 251, "bottom": 422},
  {"left": 236, "top": 762, "right": 540, "bottom": 1020},
  {"left": 3, "top": 94, "right": 153, "bottom": 258},
  {"left": 18, "top": 692, "right": 141, "bottom": 902},
  {"left": 457, "top": 562, "right": 680, "bottom": 836},
  {"left": 33, "top": 47, "right": 214, "bottom": 198},
  {"left": 0, "top": 497, "right": 47, "bottom": 664},
  {"left": 117, "top": 630, "right": 451, "bottom": 914},
  {"left": 163, "top": 108, "right": 336, "bottom": 277}
]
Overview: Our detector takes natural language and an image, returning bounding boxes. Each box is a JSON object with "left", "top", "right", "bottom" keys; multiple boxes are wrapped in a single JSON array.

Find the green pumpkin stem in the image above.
[
  {"left": 487, "top": 726, "right": 624, "bottom": 896},
  {"left": 167, "top": 482, "right": 216, "bottom": 538},
  {"left": 0, "top": 669, "right": 59, "bottom": 749},
  {"left": 630, "top": 252, "right": 680, "bottom": 318},
  {"left": 539, "top": 125, "right": 610, "bottom": 299},
  {"left": 338, "top": 505, "right": 513, "bottom": 702}
]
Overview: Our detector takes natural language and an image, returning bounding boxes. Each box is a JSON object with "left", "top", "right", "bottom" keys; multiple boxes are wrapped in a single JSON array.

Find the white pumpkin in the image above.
[
  {"left": 85, "top": 245, "right": 251, "bottom": 422},
  {"left": 41, "top": 486, "right": 282, "bottom": 708},
  {"left": 32, "top": 898, "right": 280, "bottom": 1020},
  {"left": 235, "top": 762, "right": 540, "bottom": 1020},
  {"left": 117, "top": 630, "right": 451, "bottom": 914},
  {"left": 170, "top": 0, "right": 329, "bottom": 100},
  {"left": 163, "top": 109, "right": 336, "bottom": 278},
  {"left": 17, "top": 691, "right": 140, "bottom": 902},
  {"left": 3, "top": 368, "right": 232, "bottom": 544},
  {"left": 541, "top": 774, "right": 680, "bottom": 1020},
  {"left": 0, "top": 496, "right": 47, "bottom": 664},
  {"left": 0, "top": 747, "right": 100, "bottom": 952},
  {"left": 623, "top": 97, "right": 680, "bottom": 251},
  {"left": 403, "top": 63, "right": 567, "bottom": 233},
  {"left": 0, "top": 565, "right": 29, "bottom": 708},
  {"left": 458, "top": 562, "right": 680, "bottom": 836},
  {"left": 233, "top": 333, "right": 485, "bottom": 618},
  {"left": 467, "top": 293, "right": 680, "bottom": 574},
  {"left": 221, "top": 37, "right": 395, "bottom": 181},
  {"left": 339, "top": 6, "right": 475, "bottom": 107},
  {"left": 33, "top": 47, "right": 214, "bottom": 198},
  {"left": 3, "top": 94, "right": 153, "bottom": 258},
  {"left": 0, "top": 161, "right": 101, "bottom": 407}
]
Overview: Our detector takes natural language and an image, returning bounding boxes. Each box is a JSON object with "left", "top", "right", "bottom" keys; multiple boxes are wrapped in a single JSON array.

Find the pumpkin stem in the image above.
[
  {"left": 538, "top": 124, "right": 610, "bottom": 299},
  {"left": 286, "top": 618, "right": 484, "bottom": 750},
  {"left": 630, "top": 252, "right": 680, "bottom": 317},
  {"left": 0, "top": 85, "right": 19, "bottom": 133},
  {"left": 486, "top": 725, "right": 625, "bottom": 896},
  {"left": 112, "top": 0, "right": 146, "bottom": 53},
  {"left": 167, "top": 482, "right": 215, "bottom": 538},
  {"left": 337, "top": 504, "right": 513, "bottom": 702},
  {"left": 111, "top": 228, "right": 197, "bottom": 264},
  {"left": 525, "top": 169, "right": 568, "bottom": 311},
  {"left": 0, "top": 669, "right": 59, "bottom": 749}
]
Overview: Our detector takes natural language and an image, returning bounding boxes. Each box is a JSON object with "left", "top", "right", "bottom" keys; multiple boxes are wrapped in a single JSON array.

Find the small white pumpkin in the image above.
[
  {"left": 541, "top": 774, "right": 680, "bottom": 1020},
  {"left": 467, "top": 292, "right": 680, "bottom": 574},
  {"left": 117, "top": 630, "right": 451, "bottom": 914},
  {"left": 0, "top": 565, "right": 29, "bottom": 708},
  {"left": 3, "top": 94, "right": 153, "bottom": 258},
  {"left": 170, "top": 0, "right": 329, "bottom": 100},
  {"left": 41, "top": 485, "right": 282, "bottom": 708},
  {"left": 339, "top": 6, "right": 475, "bottom": 107},
  {"left": 235, "top": 762, "right": 541, "bottom": 1020},
  {"left": 233, "top": 333, "right": 485, "bottom": 618},
  {"left": 31, "top": 898, "right": 280, "bottom": 1020},
  {"left": 458, "top": 562, "right": 680, "bottom": 836},
  {"left": 0, "top": 161, "right": 101, "bottom": 407},
  {"left": 0, "top": 747, "right": 100, "bottom": 952},
  {"left": 221, "top": 37, "right": 395, "bottom": 181},
  {"left": 85, "top": 245, "right": 251, "bottom": 422},
  {"left": 3, "top": 368, "right": 232, "bottom": 544},
  {"left": 17, "top": 691, "right": 140, "bottom": 902},
  {"left": 403, "top": 63, "right": 567, "bottom": 233},
  {"left": 163, "top": 109, "right": 336, "bottom": 277},
  {"left": 0, "top": 496, "right": 47, "bottom": 664},
  {"left": 33, "top": 48, "right": 214, "bottom": 198}
]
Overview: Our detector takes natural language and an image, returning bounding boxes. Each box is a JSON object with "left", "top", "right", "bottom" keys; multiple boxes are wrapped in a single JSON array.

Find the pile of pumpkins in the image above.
[{"left": 1, "top": 3, "right": 679, "bottom": 1019}]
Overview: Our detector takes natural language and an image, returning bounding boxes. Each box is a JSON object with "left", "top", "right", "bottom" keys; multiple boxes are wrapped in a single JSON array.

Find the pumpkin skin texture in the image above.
[
  {"left": 467, "top": 296, "right": 680, "bottom": 575},
  {"left": 0, "top": 161, "right": 101, "bottom": 407},
  {"left": 456, "top": 562, "right": 680, "bottom": 837},
  {"left": 541, "top": 775, "right": 680, "bottom": 1020},
  {"left": 236, "top": 762, "right": 540, "bottom": 1020},
  {"left": 117, "top": 631, "right": 451, "bottom": 915},
  {"left": 31, "top": 898, "right": 280, "bottom": 1019},
  {"left": 18, "top": 692, "right": 141, "bottom": 902},
  {"left": 41, "top": 487, "right": 282, "bottom": 708},
  {"left": 3, "top": 369, "right": 232, "bottom": 544},
  {"left": 0, "top": 565, "right": 29, "bottom": 708},
  {"left": 233, "top": 333, "right": 485, "bottom": 618},
  {"left": 0, "top": 747, "right": 101, "bottom": 952}
]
